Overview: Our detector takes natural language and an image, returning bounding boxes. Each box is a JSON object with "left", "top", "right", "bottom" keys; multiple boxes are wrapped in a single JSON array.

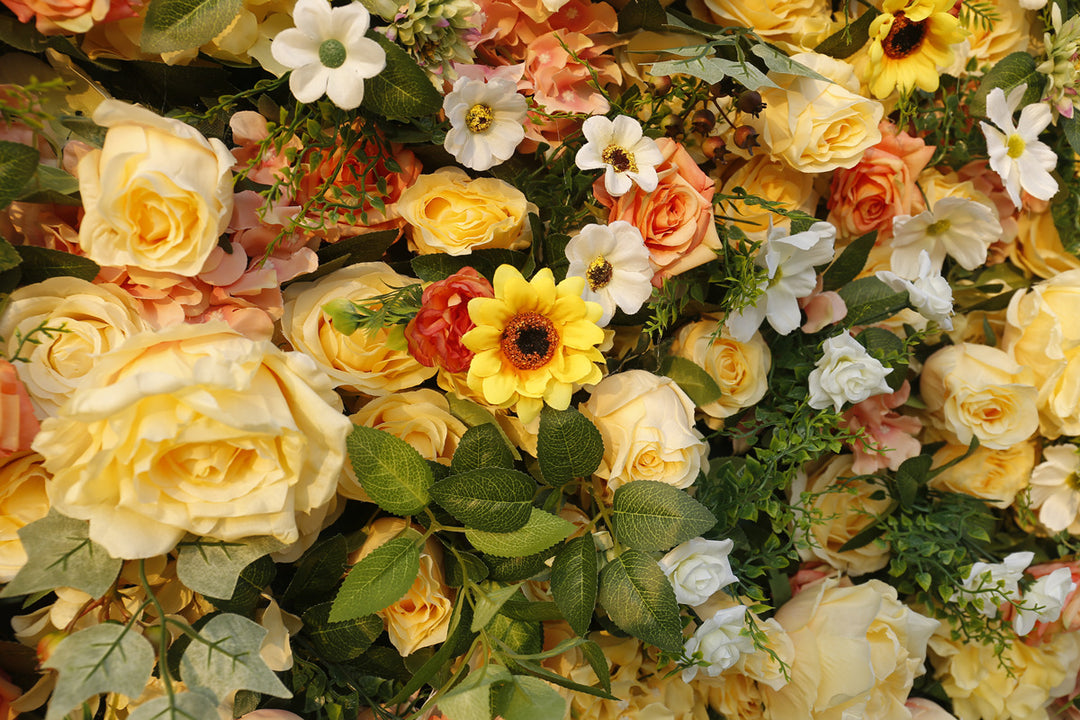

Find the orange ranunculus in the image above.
[{"left": 405, "top": 268, "right": 494, "bottom": 374}]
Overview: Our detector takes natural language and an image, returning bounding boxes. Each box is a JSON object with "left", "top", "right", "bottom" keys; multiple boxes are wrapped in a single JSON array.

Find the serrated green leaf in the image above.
[
  {"left": 658, "top": 355, "right": 723, "bottom": 407},
  {"left": 821, "top": 232, "right": 876, "bottom": 292},
  {"left": 0, "top": 141, "right": 39, "bottom": 210},
  {"left": 497, "top": 597, "right": 563, "bottom": 622},
  {"left": 431, "top": 468, "right": 535, "bottom": 532},
  {"left": 579, "top": 640, "right": 611, "bottom": 694},
  {"left": 302, "top": 602, "right": 383, "bottom": 662},
  {"left": 537, "top": 406, "right": 604, "bottom": 485},
  {"left": 14, "top": 245, "right": 99, "bottom": 283},
  {"left": 347, "top": 424, "right": 434, "bottom": 515},
  {"left": 451, "top": 423, "right": 516, "bottom": 473},
  {"left": 445, "top": 550, "right": 490, "bottom": 587},
  {"left": 619, "top": 0, "right": 665, "bottom": 32},
  {"left": 471, "top": 582, "right": 523, "bottom": 632},
  {"left": 331, "top": 533, "right": 421, "bottom": 622},
  {"left": 140, "top": 0, "right": 244, "bottom": 53},
  {"left": 439, "top": 664, "right": 511, "bottom": 720},
  {"left": 598, "top": 550, "right": 683, "bottom": 653},
  {"left": 0, "top": 237, "right": 22, "bottom": 274},
  {"left": 493, "top": 675, "right": 567, "bottom": 720},
  {"left": 361, "top": 33, "right": 443, "bottom": 119},
  {"left": 649, "top": 56, "right": 778, "bottom": 91},
  {"left": 411, "top": 249, "right": 528, "bottom": 283},
  {"left": 837, "top": 276, "right": 909, "bottom": 326},
  {"left": 550, "top": 535, "right": 597, "bottom": 637},
  {"left": 44, "top": 624, "right": 155, "bottom": 720},
  {"left": 813, "top": 8, "right": 878, "bottom": 58},
  {"left": 126, "top": 689, "right": 220, "bottom": 720},
  {"left": 316, "top": 229, "right": 399, "bottom": 265},
  {"left": 175, "top": 535, "right": 284, "bottom": 599},
  {"left": 180, "top": 613, "right": 291, "bottom": 701},
  {"left": 282, "top": 534, "right": 349, "bottom": 608},
  {"left": 488, "top": 614, "right": 542, "bottom": 664},
  {"left": 611, "top": 481, "right": 716, "bottom": 552},
  {"left": 0, "top": 510, "right": 121, "bottom": 600},
  {"left": 465, "top": 508, "right": 575, "bottom": 558},
  {"left": 971, "top": 52, "right": 1043, "bottom": 117},
  {"left": 447, "top": 394, "right": 522, "bottom": 461},
  {"left": 482, "top": 550, "right": 552, "bottom": 582}
]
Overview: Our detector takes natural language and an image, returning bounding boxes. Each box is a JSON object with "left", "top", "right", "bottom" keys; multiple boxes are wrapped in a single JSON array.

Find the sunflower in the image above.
[
  {"left": 865, "top": 0, "right": 967, "bottom": 99},
  {"left": 463, "top": 265, "right": 606, "bottom": 422}
]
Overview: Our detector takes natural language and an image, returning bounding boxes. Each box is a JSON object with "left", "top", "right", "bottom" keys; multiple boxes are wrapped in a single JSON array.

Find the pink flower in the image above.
[
  {"left": 841, "top": 380, "right": 922, "bottom": 475},
  {"left": 0, "top": 359, "right": 39, "bottom": 458},
  {"left": 799, "top": 278, "right": 847, "bottom": 333}
]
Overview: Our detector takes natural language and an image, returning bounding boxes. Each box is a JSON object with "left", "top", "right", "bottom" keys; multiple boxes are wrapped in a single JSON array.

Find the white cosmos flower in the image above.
[
  {"left": 564, "top": 221, "right": 654, "bottom": 326},
  {"left": 271, "top": 0, "right": 386, "bottom": 110},
  {"left": 980, "top": 85, "right": 1059, "bottom": 208},
  {"left": 1014, "top": 567, "right": 1076, "bottom": 636},
  {"left": 876, "top": 251, "right": 955, "bottom": 330},
  {"left": 682, "top": 604, "right": 754, "bottom": 682},
  {"left": 575, "top": 115, "right": 664, "bottom": 197},
  {"left": 889, "top": 196, "right": 1002, "bottom": 278},
  {"left": 807, "top": 331, "right": 892, "bottom": 412},
  {"left": 1030, "top": 444, "right": 1080, "bottom": 533},
  {"left": 443, "top": 76, "right": 527, "bottom": 171},
  {"left": 959, "top": 551, "right": 1033, "bottom": 619}
]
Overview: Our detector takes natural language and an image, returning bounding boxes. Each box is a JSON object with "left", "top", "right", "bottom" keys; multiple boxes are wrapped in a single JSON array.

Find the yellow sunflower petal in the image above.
[
  {"left": 515, "top": 396, "right": 544, "bottom": 424},
  {"left": 468, "top": 349, "right": 504, "bottom": 378},
  {"left": 483, "top": 371, "right": 520, "bottom": 406},
  {"left": 544, "top": 381, "right": 573, "bottom": 411}
]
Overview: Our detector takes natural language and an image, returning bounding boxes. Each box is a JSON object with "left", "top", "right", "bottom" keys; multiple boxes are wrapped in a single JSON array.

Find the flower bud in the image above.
[
  {"left": 701, "top": 136, "right": 727, "bottom": 161},
  {"left": 651, "top": 75, "right": 673, "bottom": 95}
]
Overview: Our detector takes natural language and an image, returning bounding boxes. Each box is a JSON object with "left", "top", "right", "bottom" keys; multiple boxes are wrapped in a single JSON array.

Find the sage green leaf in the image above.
[
  {"left": 750, "top": 43, "right": 828, "bottom": 81},
  {"left": 451, "top": 424, "right": 516, "bottom": 473},
  {"left": 180, "top": 613, "right": 291, "bottom": 701},
  {"left": 205, "top": 555, "right": 276, "bottom": 616},
  {"left": 471, "top": 582, "right": 523, "bottom": 632},
  {"left": 362, "top": 33, "right": 443, "bottom": 119},
  {"left": 1064, "top": 116, "right": 1080, "bottom": 157},
  {"left": 649, "top": 56, "right": 778, "bottom": 91},
  {"left": 837, "top": 276, "right": 909, "bottom": 327},
  {"left": 971, "top": 52, "right": 1043, "bottom": 117},
  {"left": 550, "top": 535, "right": 597, "bottom": 637},
  {"left": 611, "top": 481, "right": 716, "bottom": 552},
  {"left": 658, "top": 355, "right": 723, "bottom": 407},
  {"left": 493, "top": 675, "right": 568, "bottom": 720},
  {"left": 140, "top": 0, "right": 244, "bottom": 53},
  {"left": 175, "top": 535, "right": 285, "bottom": 599},
  {"left": 302, "top": 602, "right": 383, "bottom": 662},
  {"left": 282, "top": 534, "right": 349, "bottom": 608},
  {"left": 0, "top": 237, "right": 22, "bottom": 274},
  {"left": 0, "top": 141, "right": 39, "bottom": 210},
  {"left": 598, "top": 550, "right": 683, "bottom": 653},
  {"left": 466, "top": 508, "right": 575, "bottom": 558},
  {"left": 813, "top": 8, "right": 878, "bottom": 59},
  {"left": 431, "top": 468, "right": 535, "bottom": 533},
  {"left": 0, "top": 510, "right": 121, "bottom": 600},
  {"left": 438, "top": 664, "right": 512, "bottom": 720},
  {"left": 14, "top": 245, "right": 99, "bottom": 283},
  {"left": 330, "top": 533, "right": 421, "bottom": 622},
  {"left": 44, "top": 624, "right": 155, "bottom": 720},
  {"left": 537, "top": 406, "right": 604, "bottom": 485},
  {"left": 17, "top": 164, "right": 81, "bottom": 205},
  {"left": 821, "top": 232, "right": 876, "bottom": 292},
  {"left": 347, "top": 424, "right": 434, "bottom": 515},
  {"left": 126, "top": 690, "right": 220, "bottom": 720}
]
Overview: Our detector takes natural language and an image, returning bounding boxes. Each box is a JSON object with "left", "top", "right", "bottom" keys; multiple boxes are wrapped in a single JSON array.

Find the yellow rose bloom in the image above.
[
  {"left": 463, "top": 265, "right": 605, "bottom": 423},
  {"left": 866, "top": 0, "right": 968, "bottom": 99}
]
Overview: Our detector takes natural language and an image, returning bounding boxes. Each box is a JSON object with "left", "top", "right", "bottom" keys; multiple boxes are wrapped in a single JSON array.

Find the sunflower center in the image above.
[
  {"left": 501, "top": 312, "right": 559, "bottom": 370},
  {"left": 586, "top": 257, "right": 614, "bottom": 290},
  {"left": 466, "top": 104, "right": 494, "bottom": 133},
  {"left": 926, "top": 219, "right": 952, "bottom": 235},
  {"left": 1007, "top": 133, "right": 1027, "bottom": 159},
  {"left": 602, "top": 144, "right": 638, "bottom": 173},
  {"left": 319, "top": 39, "right": 347, "bottom": 69},
  {"left": 882, "top": 12, "right": 928, "bottom": 60}
]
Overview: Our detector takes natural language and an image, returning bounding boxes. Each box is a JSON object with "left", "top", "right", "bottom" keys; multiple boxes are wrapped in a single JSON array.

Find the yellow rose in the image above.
[
  {"left": 1010, "top": 206, "right": 1080, "bottom": 281},
  {"left": 397, "top": 168, "right": 535, "bottom": 256},
  {"left": 282, "top": 263, "right": 436, "bottom": 396},
  {"left": 31, "top": 322, "right": 351, "bottom": 559},
  {"left": 929, "top": 441, "right": 1034, "bottom": 508},
  {"left": 764, "top": 577, "right": 939, "bottom": 720},
  {"left": 580, "top": 370, "right": 709, "bottom": 495},
  {"left": 790, "top": 455, "right": 892, "bottom": 576},
  {"left": 919, "top": 343, "right": 1038, "bottom": 450},
  {"left": 750, "top": 52, "right": 884, "bottom": 174},
  {"left": 685, "top": 0, "right": 831, "bottom": 49},
  {"left": 76, "top": 100, "right": 234, "bottom": 276},
  {"left": 0, "top": 276, "right": 151, "bottom": 418},
  {"left": 668, "top": 319, "right": 770, "bottom": 429},
  {"left": 718, "top": 154, "right": 818, "bottom": 242},
  {"left": 351, "top": 518, "right": 453, "bottom": 657},
  {"left": 961, "top": 0, "right": 1030, "bottom": 72},
  {"left": 0, "top": 451, "right": 50, "bottom": 583}
]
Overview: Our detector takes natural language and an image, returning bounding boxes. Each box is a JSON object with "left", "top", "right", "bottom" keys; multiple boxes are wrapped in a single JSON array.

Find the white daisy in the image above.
[
  {"left": 980, "top": 85, "right": 1059, "bottom": 208},
  {"left": 575, "top": 115, "right": 664, "bottom": 197},
  {"left": 270, "top": 0, "right": 386, "bottom": 111},
  {"left": 876, "top": 250, "right": 955, "bottom": 330},
  {"left": 1030, "top": 444, "right": 1080, "bottom": 534},
  {"left": 565, "top": 222, "right": 654, "bottom": 326},
  {"left": 443, "top": 76, "right": 527, "bottom": 172},
  {"left": 889, "top": 196, "right": 1002, "bottom": 278}
]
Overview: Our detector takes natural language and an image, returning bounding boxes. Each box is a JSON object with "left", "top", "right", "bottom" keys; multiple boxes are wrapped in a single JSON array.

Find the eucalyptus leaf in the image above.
[
  {"left": 44, "top": 624, "right": 155, "bottom": 720},
  {"left": 175, "top": 535, "right": 285, "bottom": 599},
  {"left": 180, "top": 613, "right": 291, "bottom": 701}
]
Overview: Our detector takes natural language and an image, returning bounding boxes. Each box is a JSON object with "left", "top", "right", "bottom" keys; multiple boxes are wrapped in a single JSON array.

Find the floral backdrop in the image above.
[{"left": 0, "top": 0, "right": 1079, "bottom": 717}]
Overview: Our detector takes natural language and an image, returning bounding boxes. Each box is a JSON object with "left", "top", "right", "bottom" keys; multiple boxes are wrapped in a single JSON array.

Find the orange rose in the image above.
[
  {"left": 0, "top": 0, "right": 137, "bottom": 34},
  {"left": 0, "top": 359, "right": 39, "bottom": 458}
]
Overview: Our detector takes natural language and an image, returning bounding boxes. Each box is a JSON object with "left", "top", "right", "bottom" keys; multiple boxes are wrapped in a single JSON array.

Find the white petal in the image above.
[
  {"left": 575, "top": 144, "right": 605, "bottom": 171},
  {"left": 270, "top": 29, "right": 320, "bottom": 69},
  {"left": 610, "top": 115, "right": 644, "bottom": 146},
  {"left": 985, "top": 88, "right": 1014, "bottom": 132},
  {"left": 581, "top": 115, "right": 614, "bottom": 145},
  {"left": 344, "top": 37, "right": 386, "bottom": 77},
  {"left": 629, "top": 165, "right": 658, "bottom": 192},
  {"left": 331, "top": 3, "right": 371, "bottom": 40},
  {"left": 294, "top": 0, "right": 333, "bottom": 39},
  {"left": 289, "top": 63, "right": 330, "bottom": 103},
  {"left": 325, "top": 66, "right": 366, "bottom": 109},
  {"left": 1018, "top": 102, "right": 1053, "bottom": 139},
  {"left": 604, "top": 169, "right": 634, "bottom": 197}
]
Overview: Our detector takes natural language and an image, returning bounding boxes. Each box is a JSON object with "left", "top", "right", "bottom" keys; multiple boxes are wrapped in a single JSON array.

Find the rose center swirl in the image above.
[
  {"left": 882, "top": 12, "right": 928, "bottom": 59},
  {"left": 501, "top": 312, "right": 559, "bottom": 370},
  {"left": 601, "top": 144, "right": 638, "bottom": 173}
]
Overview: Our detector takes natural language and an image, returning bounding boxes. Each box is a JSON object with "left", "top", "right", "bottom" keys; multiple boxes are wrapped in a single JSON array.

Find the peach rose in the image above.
[
  {"left": 0, "top": 0, "right": 137, "bottom": 34},
  {"left": 523, "top": 31, "right": 622, "bottom": 116},
  {"left": 929, "top": 441, "right": 1034, "bottom": 508},
  {"left": 841, "top": 381, "right": 922, "bottom": 475},
  {"left": 0, "top": 359, "right": 39, "bottom": 457},
  {"left": 0, "top": 451, "right": 50, "bottom": 583}
]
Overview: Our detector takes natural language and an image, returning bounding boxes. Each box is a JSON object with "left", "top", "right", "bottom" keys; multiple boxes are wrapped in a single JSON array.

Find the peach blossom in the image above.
[
  {"left": 841, "top": 381, "right": 923, "bottom": 474},
  {"left": 0, "top": 0, "right": 137, "bottom": 35},
  {"left": 0, "top": 359, "right": 39, "bottom": 458}
]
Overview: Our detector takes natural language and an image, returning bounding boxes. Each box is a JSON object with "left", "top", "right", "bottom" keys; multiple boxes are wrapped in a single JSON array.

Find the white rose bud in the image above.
[
  {"left": 659, "top": 538, "right": 737, "bottom": 606},
  {"left": 682, "top": 604, "right": 754, "bottom": 682},
  {"left": 1014, "top": 567, "right": 1076, "bottom": 636},
  {"left": 808, "top": 332, "right": 893, "bottom": 412}
]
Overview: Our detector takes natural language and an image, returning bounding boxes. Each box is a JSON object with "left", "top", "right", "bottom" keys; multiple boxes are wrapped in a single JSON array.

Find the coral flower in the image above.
[
  {"left": 463, "top": 265, "right": 605, "bottom": 422},
  {"left": 866, "top": 0, "right": 967, "bottom": 99}
]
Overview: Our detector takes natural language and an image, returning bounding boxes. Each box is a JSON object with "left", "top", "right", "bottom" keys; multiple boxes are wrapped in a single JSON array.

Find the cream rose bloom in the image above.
[
  {"left": 919, "top": 343, "right": 1038, "bottom": 450},
  {"left": 750, "top": 52, "right": 884, "bottom": 174},
  {"left": 0, "top": 276, "right": 151, "bottom": 418},
  {"left": 282, "top": 263, "right": 436, "bottom": 396},
  {"left": 580, "top": 370, "right": 708, "bottom": 495},
  {"left": 718, "top": 154, "right": 818, "bottom": 243},
  {"left": 351, "top": 518, "right": 454, "bottom": 657},
  {"left": 397, "top": 168, "right": 535, "bottom": 256},
  {"left": 764, "top": 577, "right": 939, "bottom": 720},
  {"left": 31, "top": 322, "right": 351, "bottom": 559},
  {"left": 686, "top": 0, "right": 831, "bottom": 49},
  {"left": 668, "top": 318, "right": 770, "bottom": 428},
  {"left": 77, "top": 100, "right": 234, "bottom": 277},
  {"left": 0, "top": 451, "right": 50, "bottom": 583},
  {"left": 928, "top": 441, "right": 1034, "bottom": 508}
]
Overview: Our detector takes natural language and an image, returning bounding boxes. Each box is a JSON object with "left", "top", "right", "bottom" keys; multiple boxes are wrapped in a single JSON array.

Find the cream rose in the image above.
[
  {"left": 685, "top": 0, "right": 831, "bottom": 49},
  {"left": 31, "top": 322, "right": 351, "bottom": 559},
  {"left": 580, "top": 370, "right": 709, "bottom": 495},
  {"left": 929, "top": 441, "right": 1034, "bottom": 508},
  {"left": 0, "top": 451, "right": 50, "bottom": 583},
  {"left": 919, "top": 343, "right": 1038, "bottom": 450},
  {"left": 718, "top": 154, "right": 818, "bottom": 243},
  {"left": 0, "top": 276, "right": 151, "bottom": 418},
  {"left": 397, "top": 168, "right": 535, "bottom": 256},
  {"left": 282, "top": 263, "right": 436, "bottom": 396},
  {"left": 76, "top": 100, "right": 234, "bottom": 277}
]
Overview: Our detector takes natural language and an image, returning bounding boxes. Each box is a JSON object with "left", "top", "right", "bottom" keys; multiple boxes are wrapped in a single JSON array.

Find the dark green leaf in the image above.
[
  {"left": 620, "top": 0, "right": 666, "bottom": 32},
  {"left": 14, "top": 245, "right": 99, "bottom": 283},
  {"left": 895, "top": 454, "right": 933, "bottom": 509},
  {"left": 0, "top": 141, "right": 40, "bottom": 210},
  {"left": 432, "top": 467, "right": 535, "bottom": 532},
  {"left": 330, "top": 533, "right": 421, "bottom": 622},
  {"left": 347, "top": 424, "right": 434, "bottom": 515},
  {"left": 140, "top": 0, "right": 244, "bottom": 53},
  {"left": 451, "top": 423, "right": 516, "bottom": 473},
  {"left": 302, "top": 602, "right": 383, "bottom": 662},
  {"left": 658, "top": 355, "right": 723, "bottom": 407},
  {"left": 445, "top": 550, "right": 490, "bottom": 587},
  {"left": 813, "top": 8, "right": 878, "bottom": 59},
  {"left": 0, "top": 237, "right": 21, "bottom": 274},
  {"left": 821, "top": 232, "right": 876, "bottom": 292},
  {"left": 579, "top": 639, "right": 611, "bottom": 694},
  {"left": 1064, "top": 116, "right": 1080, "bottom": 158},
  {"left": 611, "top": 481, "right": 716, "bottom": 552},
  {"left": 837, "top": 276, "right": 909, "bottom": 326},
  {"left": 316, "top": 229, "right": 399, "bottom": 265},
  {"left": 361, "top": 33, "right": 443, "bottom": 119},
  {"left": 549, "top": 535, "right": 597, "bottom": 637},
  {"left": 282, "top": 534, "right": 349, "bottom": 608},
  {"left": 971, "top": 52, "right": 1043, "bottom": 117},
  {"left": 537, "top": 406, "right": 605, "bottom": 485},
  {"left": 597, "top": 551, "right": 683, "bottom": 653},
  {"left": 465, "top": 508, "right": 575, "bottom": 557},
  {"left": 411, "top": 249, "right": 528, "bottom": 283},
  {"left": 17, "top": 165, "right": 81, "bottom": 205}
]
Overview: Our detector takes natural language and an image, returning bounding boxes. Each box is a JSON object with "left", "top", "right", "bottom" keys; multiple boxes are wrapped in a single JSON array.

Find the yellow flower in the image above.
[
  {"left": 463, "top": 265, "right": 605, "bottom": 423},
  {"left": 866, "top": 0, "right": 967, "bottom": 99}
]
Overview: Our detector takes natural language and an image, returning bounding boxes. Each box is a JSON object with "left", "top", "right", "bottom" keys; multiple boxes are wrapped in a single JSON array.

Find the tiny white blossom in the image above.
[
  {"left": 1014, "top": 567, "right": 1076, "bottom": 636},
  {"left": 980, "top": 85, "right": 1059, "bottom": 208},
  {"left": 575, "top": 115, "right": 664, "bottom": 197},
  {"left": 682, "top": 605, "right": 754, "bottom": 682},
  {"left": 443, "top": 76, "right": 527, "bottom": 172},
  {"left": 959, "top": 551, "right": 1034, "bottom": 619},
  {"left": 890, "top": 196, "right": 1002, "bottom": 278},
  {"left": 876, "top": 251, "right": 955, "bottom": 330},
  {"left": 807, "top": 332, "right": 892, "bottom": 412},
  {"left": 659, "top": 538, "right": 737, "bottom": 606},
  {"left": 565, "top": 222, "right": 654, "bottom": 326}
]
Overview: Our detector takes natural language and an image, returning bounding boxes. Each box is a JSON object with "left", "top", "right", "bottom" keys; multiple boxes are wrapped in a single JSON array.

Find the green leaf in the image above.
[
  {"left": 0, "top": 237, "right": 22, "bottom": 274},
  {"left": 44, "top": 624, "right": 153, "bottom": 720},
  {"left": 0, "top": 141, "right": 39, "bottom": 211},
  {"left": 316, "top": 229, "right": 399, "bottom": 266},
  {"left": 282, "top": 534, "right": 349, "bottom": 608},
  {"left": 139, "top": 0, "right": 244, "bottom": 53},
  {"left": 537, "top": 406, "right": 605, "bottom": 485},
  {"left": 330, "top": 533, "right": 421, "bottom": 622},
  {"left": 205, "top": 555, "right": 276, "bottom": 616},
  {"left": 512, "top": 656, "right": 616, "bottom": 700},
  {"left": 445, "top": 550, "right": 490, "bottom": 587},
  {"left": 597, "top": 551, "right": 683, "bottom": 653},
  {"left": 619, "top": 0, "right": 666, "bottom": 32},
  {"left": 971, "top": 51, "right": 1043, "bottom": 117},
  {"left": 0, "top": 510, "right": 121, "bottom": 600},
  {"left": 466, "top": 508, "right": 575, "bottom": 557},
  {"left": 347, "top": 424, "right": 434, "bottom": 515},
  {"left": 855, "top": 326, "right": 908, "bottom": 391},
  {"left": 649, "top": 56, "right": 778, "bottom": 91},
  {"left": 447, "top": 394, "right": 522, "bottom": 461},
  {"left": 302, "top": 602, "right": 383, "bottom": 662},
  {"left": 175, "top": 535, "right": 285, "bottom": 599},
  {"left": 550, "top": 535, "right": 597, "bottom": 637},
  {"left": 180, "top": 613, "right": 291, "bottom": 701},
  {"left": 493, "top": 675, "right": 567, "bottom": 720},
  {"left": 126, "top": 690, "right": 220, "bottom": 720},
  {"left": 821, "top": 232, "right": 876, "bottom": 292},
  {"left": 14, "top": 245, "right": 99, "bottom": 283},
  {"left": 750, "top": 43, "right": 828, "bottom": 81},
  {"left": 837, "top": 276, "right": 909, "bottom": 327},
  {"left": 813, "top": 8, "right": 878, "bottom": 59},
  {"left": 411, "top": 249, "right": 528, "bottom": 283},
  {"left": 579, "top": 640, "right": 612, "bottom": 694},
  {"left": 439, "top": 665, "right": 511, "bottom": 720},
  {"left": 471, "top": 582, "right": 524, "bottom": 632},
  {"left": 895, "top": 454, "right": 933, "bottom": 509},
  {"left": 1064, "top": 116, "right": 1080, "bottom": 158},
  {"left": 658, "top": 355, "right": 723, "bottom": 407},
  {"left": 17, "top": 164, "right": 81, "bottom": 205},
  {"left": 482, "top": 550, "right": 552, "bottom": 582},
  {"left": 361, "top": 33, "right": 443, "bottom": 119},
  {"left": 610, "top": 481, "right": 716, "bottom": 552},
  {"left": 431, "top": 468, "right": 536, "bottom": 533},
  {"left": 451, "top": 423, "right": 516, "bottom": 473}
]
